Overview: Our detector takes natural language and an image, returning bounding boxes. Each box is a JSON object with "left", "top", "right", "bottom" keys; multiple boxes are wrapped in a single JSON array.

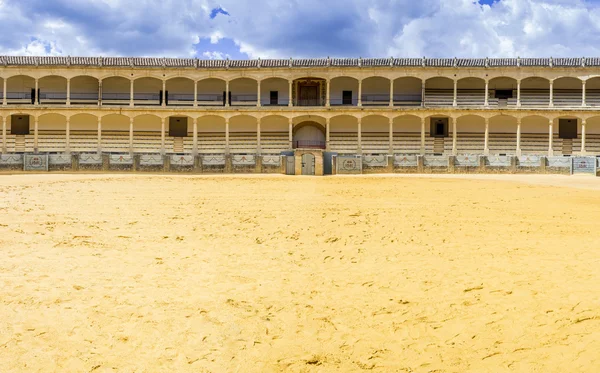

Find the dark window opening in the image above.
[
  {"left": 495, "top": 90, "right": 513, "bottom": 99},
  {"left": 559, "top": 119, "right": 577, "bottom": 139},
  {"left": 270, "top": 91, "right": 278, "bottom": 105},
  {"left": 430, "top": 118, "right": 449, "bottom": 137},
  {"left": 11, "top": 115, "right": 30, "bottom": 135},
  {"left": 169, "top": 117, "right": 188, "bottom": 137},
  {"left": 342, "top": 91, "right": 353, "bottom": 105}
]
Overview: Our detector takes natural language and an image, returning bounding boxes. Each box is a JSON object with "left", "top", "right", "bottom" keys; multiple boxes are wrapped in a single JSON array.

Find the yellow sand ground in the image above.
[{"left": 1, "top": 174, "right": 599, "bottom": 373}]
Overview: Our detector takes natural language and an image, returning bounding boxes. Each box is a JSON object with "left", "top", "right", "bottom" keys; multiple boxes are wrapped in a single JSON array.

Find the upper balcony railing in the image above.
[{"left": 2, "top": 86, "right": 598, "bottom": 109}]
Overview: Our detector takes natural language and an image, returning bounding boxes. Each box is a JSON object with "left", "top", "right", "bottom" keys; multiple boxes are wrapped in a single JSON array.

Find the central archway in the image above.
[{"left": 293, "top": 121, "right": 325, "bottom": 149}]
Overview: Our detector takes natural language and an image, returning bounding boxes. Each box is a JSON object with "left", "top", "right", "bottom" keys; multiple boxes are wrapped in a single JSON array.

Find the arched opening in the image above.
[
  {"left": 101, "top": 114, "right": 130, "bottom": 152},
  {"left": 393, "top": 115, "right": 423, "bottom": 154},
  {"left": 261, "top": 115, "right": 289, "bottom": 153},
  {"left": 583, "top": 116, "right": 600, "bottom": 154},
  {"left": 488, "top": 77, "right": 518, "bottom": 107},
  {"left": 102, "top": 77, "right": 131, "bottom": 105},
  {"left": 361, "top": 115, "right": 389, "bottom": 153},
  {"left": 521, "top": 77, "right": 550, "bottom": 107},
  {"left": 554, "top": 77, "right": 582, "bottom": 107},
  {"left": 197, "top": 78, "right": 226, "bottom": 106},
  {"left": 361, "top": 77, "right": 390, "bottom": 106},
  {"left": 585, "top": 77, "right": 600, "bottom": 106},
  {"left": 489, "top": 115, "right": 517, "bottom": 155},
  {"left": 330, "top": 76, "right": 358, "bottom": 106},
  {"left": 293, "top": 77, "right": 326, "bottom": 106},
  {"left": 330, "top": 115, "right": 358, "bottom": 153},
  {"left": 71, "top": 76, "right": 99, "bottom": 105},
  {"left": 260, "top": 78, "right": 289, "bottom": 106},
  {"left": 457, "top": 78, "right": 485, "bottom": 106},
  {"left": 70, "top": 113, "right": 99, "bottom": 152},
  {"left": 6, "top": 75, "right": 35, "bottom": 104},
  {"left": 37, "top": 113, "right": 67, "bottom": 152},
  {"left": 521, "top": 115, "right": 553, "bottom": 154},
  {"left": 166, "top": 78, "right": 194, "bottom": 106},
  {"left": 456, "top": 115, "right": 485, "bottom": 154},
  {"left": 132, "top": 114, "right": 162, "bottom": 153},
  {"left": 230, "top": 78, "right": 258, "bottom": 106},
  {"left": 293, "top": 122, "right": 325, "bottom": 149},
  {"left": 197, "top": 115, "right": 226, "bottom": 154},
  {"left": 424, "top": 77, "right": 454, "bottom": 106},
  {"left": 134, "top": 77, "right": 162, "bottom": 106},
  {"left": 230, "top": 115, "right": 258, "bottom": 153},
  {"left": 393, "top": 77, "right": 422, "bottom": 106},
  {"left": 39, "top": 76, "right": 67, "bottom": 104}
]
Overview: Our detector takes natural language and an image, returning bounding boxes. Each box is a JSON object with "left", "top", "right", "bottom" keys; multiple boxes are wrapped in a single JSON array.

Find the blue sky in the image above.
[{"left": 1, "top": 0, "right": 600, "bottom": 59}]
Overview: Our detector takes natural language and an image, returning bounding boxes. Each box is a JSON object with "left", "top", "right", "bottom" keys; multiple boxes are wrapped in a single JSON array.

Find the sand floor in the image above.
[{"left": 1, "top": 174, "right": 599, "bottom": 372}]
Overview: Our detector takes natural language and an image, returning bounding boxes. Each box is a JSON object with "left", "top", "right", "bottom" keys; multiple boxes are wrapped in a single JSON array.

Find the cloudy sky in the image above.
[{"left": 1, "top": 0, "right": 599, "bottom": 59}]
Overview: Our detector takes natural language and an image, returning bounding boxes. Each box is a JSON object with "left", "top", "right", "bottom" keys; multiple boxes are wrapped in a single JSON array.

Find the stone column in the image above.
[
  {"left": 161, "top": 117, "right": 166, "bottom": 155},
  {"left": 34, "top": 116, "right": 39, "bottom": 151},
  {"left": 66, "top": 78, "right": 71, "bottom": 106},
  {"left": 388, "top": 117, "right": 393, "bottom": 154},
  {"left": 193, "top": 81, "right": 198, "bottom": 107},
  {"left": 549, "top": 80, "right": 554, "bottom": 107},
  {"left": 162, "top": 80, "right": 166, "bottom": 107},
  {"left": 193, "top": 117, "right": 198, "bottom": 156},
  {"left": 582, "top": 80, "right": 586, "bottom": 107},
  {"left": 484, "top": 80, "right": 489, "bottom": 106},
  {"left": 357, "top": 117, "right": 362, "bottom": 154},
  {"left": 517, "top": 80, "right": 521, "bottom": 107},
  {"left": 484, "top": 117, "right": 490, "bottom": 155},
  {"left": 225, "top": 117, "right": 230, "bottom": 154},
  {"left": 389, "top": 79, "right": 394, "bottom": 107},
  {"left": 225, "top": 81, "right": 230, "bottom": 107},
  {"left": 257, "top": 80, "right": 261, "bottom": 107},
  {"left": 2, "top": 116, "right": 6, "bottom": 153},
  {"left": 98, "top": 80, "right": 102, "bottom": 107},
  {"left": 326, "top": 117, "right": 330, "bottom": 151},
  {"left": 2, "top": 79, "right": 6, "bottom": 106},
  {"left": 129, "top": 79, "right": 134, "bottom": 107},
  {"left": 357, "top": 79, "right": 362, "bottom": 107},
  {"left": 65, "top": 117, "right": 70, "bottom": 153},
  {"left": 35, "top": 79, "right": 39, "bottom": 105},
  {"left": 257, "top": 117, "right": 261, "bottom": 155},
  {"left": 421, "top": 80, "right": 425, "bottom": 107},
  {"left": 288, "top": 80, "right": 293, "bottom": 107},
  {"left": 420, "top": 117, "right": 426, "bottom": 155},
  {"left": 548, "top": 118, "right": 554, "bottom": 156},
  {"left": 453, "top": 80, "right": 457, "bottom": 107},
  {"left": 288, "top": 117, "right": 293, "bottom": 150},
  {"left": 129, "top": 117, "right": 134, "bottom": 153},
  {"left": 581, "top": 119, "right": 587, "bottom": 154},
  {"left": 97, "top": 117, "right": 102, "bottom": 153},
  {"left": 451, "top": 117, "right": 457, "bottom": 155},
  {"left": 516, "top": 117, "right": 522, "bottom": 156},
  {"left": 326, "top": 79, "right": 330, "bottom": 107}
]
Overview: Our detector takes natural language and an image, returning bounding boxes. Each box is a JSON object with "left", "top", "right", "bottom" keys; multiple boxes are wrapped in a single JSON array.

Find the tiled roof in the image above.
[{"left": 0, "top": 56, "right": 596, "bottom": 68}]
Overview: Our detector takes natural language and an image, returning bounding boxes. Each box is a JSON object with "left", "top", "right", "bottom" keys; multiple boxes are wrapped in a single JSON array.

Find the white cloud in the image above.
[{"left": 1, "top": 0, "right": 600, "bottom": 58}]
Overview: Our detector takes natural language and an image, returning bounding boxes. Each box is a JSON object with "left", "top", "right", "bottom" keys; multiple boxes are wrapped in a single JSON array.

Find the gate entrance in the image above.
[
  {"left": 559, "top": 119, "right": 577, "bottom": 139},
  {"left": 286, "top": 156, "right": 295, "bottom": 175},
  {"left": 301, "top": 153, "right": 315, "bottom": 175}
]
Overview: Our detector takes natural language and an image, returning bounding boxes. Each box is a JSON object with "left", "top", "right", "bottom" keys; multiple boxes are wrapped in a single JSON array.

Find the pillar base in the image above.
[
  {"left": 225, "top": 154, "right": 233, "bottom": 173},
  {"left": 448, "top": 155, "right": 456, "bottom": 173},
  {"left": 71, "top": 153, "right": 79, "bottom": 171},
  {"left": 133, "top": 154, "right": 140, "bottom": 172},
  {"left": 193, "top": 155, "right": 202, "bottom": 173},
  {"left": 102, "top": 154, "right": 110, "bottom": 171},
  {"left": 163, "top": 155, "right": 171, "bottom": 172},
  {"left": 417, "top": 155, "right": 425, "bottom": 173},
  {"left": 540, "top": 156, "right": 547, "bottom": 173},
  {"left": 510, "top": 156, "right": 518, "bottom": 173}
]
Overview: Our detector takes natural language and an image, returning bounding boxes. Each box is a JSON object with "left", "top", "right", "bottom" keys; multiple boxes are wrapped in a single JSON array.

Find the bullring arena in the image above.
[{"left": 1, "top": 56, "right": 600, "bottom": 372}]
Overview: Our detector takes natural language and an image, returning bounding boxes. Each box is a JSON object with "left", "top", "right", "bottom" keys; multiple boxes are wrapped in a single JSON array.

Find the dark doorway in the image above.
[
  {"left": 342, "top": 90, "right": 353, "bottom": 105},
  {"left": 430, "top": 118, "right": 449, "bottom": 137},
  {"left": 495, "top": 90, "right": 513, "bottom": 99},
  {"left": 559, "top": 119, "right": 577, "bottom": 139},
  {"left": 299, "top": 84, "right": 319, "bottom": 106},
  {"left": 169, "top": 117, "right": 188, "bottom": 137},
  {"left": 270, "top": 91, "right": 278, "bottom": 105},
  {"left": 10, "top": 115, "right": 30, "bottom": 135}
]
